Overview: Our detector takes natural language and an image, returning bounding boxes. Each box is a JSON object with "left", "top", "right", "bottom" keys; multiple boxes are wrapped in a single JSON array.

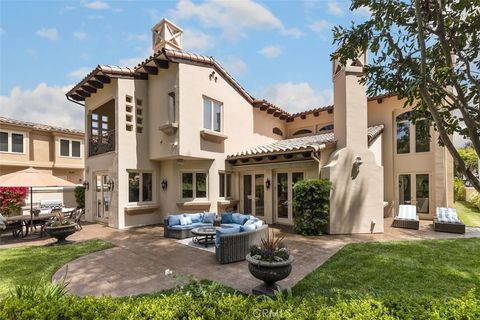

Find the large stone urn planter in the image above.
[
  {"left": 246, "top": 253, "right": 293, "bottom": 296},
  {"left": 44, "top": 223, "right": 77, "bottom": 244}
]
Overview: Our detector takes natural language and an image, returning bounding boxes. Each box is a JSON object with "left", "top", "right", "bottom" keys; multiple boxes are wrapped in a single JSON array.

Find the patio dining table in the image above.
[{"left": 6, "top": 213, "right": 56, "bottom": 237}]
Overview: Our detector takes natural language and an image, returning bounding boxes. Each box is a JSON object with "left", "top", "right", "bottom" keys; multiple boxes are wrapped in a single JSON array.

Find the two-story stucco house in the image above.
[
  {"left": 0, "top": 116, "right": 85, "bottom": 207},
  {"left": 66, "top": 19, "right": 453, "bottom": 233}
]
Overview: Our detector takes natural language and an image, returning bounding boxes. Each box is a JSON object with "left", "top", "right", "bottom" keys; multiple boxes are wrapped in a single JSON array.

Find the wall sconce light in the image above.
[
  {"left": 354, "top": 156, "right": 363, "bottom": 166},
  {"left": 83, "top": 181, "right": 89, "bottom": 190},
  {"left": 107, "top": 180, "right": 114, "bottom": 191},
  {"left": 265, "top": 179, "right": 271, "bottom": 190},
  {"left": 161, "top": 179, "right": 168, "bottom": 191}
]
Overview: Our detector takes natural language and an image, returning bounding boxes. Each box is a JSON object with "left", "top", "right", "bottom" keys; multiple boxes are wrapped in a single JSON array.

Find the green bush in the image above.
[
  {"left": 468, "top": 191, "right": 480, "bottom": 210},
  {"left": 454, "top": 178, "right": 466, "bottom": 201},
  {"left": 74, "top": 186, "right": 85, "bottom": 208},
  {"left": 0, "top": 284, "right": 478, "bottom": 320},
  {"left": 292, "top": 179, "right": 332, "bottom": 236}
]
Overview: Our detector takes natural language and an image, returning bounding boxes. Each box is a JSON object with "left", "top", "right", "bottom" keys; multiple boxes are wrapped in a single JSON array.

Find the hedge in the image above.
[
  {"left": 469, "top": 191, "right": 480, "bottom": 210},
  {"left": 292, "top": 179, "right": 332, "bottom": 235},
  {"left": 1, "top": 288, "right": 479, "bottom": 320},
  {"left": 454, "top": 177, "right": 466, "bottom": 202}
]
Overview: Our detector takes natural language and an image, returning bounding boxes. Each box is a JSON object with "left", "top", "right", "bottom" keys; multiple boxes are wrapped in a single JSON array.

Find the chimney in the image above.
[
  {"left": 332, "top": 52, "right": 368, "bottom": 151},
  {"left": 151, "top": 18, "right": 183, "bottom": 52}
]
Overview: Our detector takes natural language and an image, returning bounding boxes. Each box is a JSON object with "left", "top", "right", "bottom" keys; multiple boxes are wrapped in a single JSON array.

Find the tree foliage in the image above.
[{"left": 332, "top": 0, "right": 480, "bottom": 191}]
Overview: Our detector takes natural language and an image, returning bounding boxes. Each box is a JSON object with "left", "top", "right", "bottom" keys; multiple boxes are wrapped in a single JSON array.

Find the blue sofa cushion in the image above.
[
  {"left": 240, "top": 224, "right": 256, "bottom": 232},
  {"left": 232, "top": 213, "right": 249, "bottom": 225},
  {"left": 220, "top": 223, "right": 237, "bottom": 229},
  {"left": 168, "top": 225, "right": 194, "bottom": 230},
  {"left": 215, "top": 226, "right": 241, "bottom": 247},
  {"left": 167, "top": 215, "right": 181, "bottom": 226},
  {"left": 253, "top": 220, "right": 263, "bottom": 229},
  {"left": 202, "top": 212, "right": 216, "bottom": 224},
  {"left": 191, "top": 222, "right": 212, "bottom": 228},
  {"left": 187, "top": 213, "right": 203, "bottom": 223},
  {"left": 221, "top": 213, "right": 233, "bottom": 224}
]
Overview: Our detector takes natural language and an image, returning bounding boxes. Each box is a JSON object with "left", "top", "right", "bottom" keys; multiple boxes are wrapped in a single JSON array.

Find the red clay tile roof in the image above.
[
  {"left": 0, "top": 116, "right": 84, "bottom": 135},
  {"left": 228, "top": 124, "right": 384, "bottom": 160}
]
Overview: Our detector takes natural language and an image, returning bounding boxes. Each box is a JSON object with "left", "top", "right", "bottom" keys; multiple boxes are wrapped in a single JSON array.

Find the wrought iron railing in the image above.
[{"left": 88, "top": 130, "right": 115, "bottom": 156}]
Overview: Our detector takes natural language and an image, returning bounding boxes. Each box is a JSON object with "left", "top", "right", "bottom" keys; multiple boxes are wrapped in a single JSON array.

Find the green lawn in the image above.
[
  {"left": 293, "top": 238, "right": 480, "bottom": 300},
  {"left": 0, "top": 240, "right": 113, "bottom": 297},
  {"left": 456, "top": 201, "right": 480, "bottom": 227}
]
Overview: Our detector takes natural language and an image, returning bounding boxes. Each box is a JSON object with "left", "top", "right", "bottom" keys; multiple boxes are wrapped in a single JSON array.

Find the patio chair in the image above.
[
  {"left": 434, "top": 207, "right": 465, "bottom": 234},
  {"left": 392, "top": 204, "right": 420, "bottom": 230},
  {"left": 72, "top": 209, "right": 85, "bottom": 230}
]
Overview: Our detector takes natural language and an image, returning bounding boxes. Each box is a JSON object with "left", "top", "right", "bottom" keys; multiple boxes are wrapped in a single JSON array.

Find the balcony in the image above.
[{"left": 89, "top": 130, "right": 115, "bottom": 156}]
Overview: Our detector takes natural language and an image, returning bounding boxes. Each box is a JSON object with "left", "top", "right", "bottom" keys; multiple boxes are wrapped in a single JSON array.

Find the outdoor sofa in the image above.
[
  {"left": 164, "top": 212, "right": 216, "bottom": 239},
  {"left": 434, "top": 207, "right": 465, "bottom": 234},
  {"left": 392, "top": 204, "right": 420, "bottom": 230},
  {"left": 215, "top": 213, "right": 267, "bottom": 264}
]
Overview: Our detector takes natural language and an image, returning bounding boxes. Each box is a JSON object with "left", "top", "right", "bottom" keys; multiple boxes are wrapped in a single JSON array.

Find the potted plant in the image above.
[
  {"left": 246, "top": 230, "right": 293, "bottom": 296},
  {"left": 44, "top": 212, "right": 77, "bottom": 244}
]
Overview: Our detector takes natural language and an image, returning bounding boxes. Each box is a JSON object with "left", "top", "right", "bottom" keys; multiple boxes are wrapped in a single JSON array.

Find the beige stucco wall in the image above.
[{"left": 286, "top": 111, "right": 334, "bottom": 137}]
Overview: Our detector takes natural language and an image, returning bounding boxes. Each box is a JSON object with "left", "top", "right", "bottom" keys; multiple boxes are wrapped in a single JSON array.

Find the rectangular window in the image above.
[
  {"left": 181, "top": 172, "right": 208, "bottom": 199},
  {"left": 396, "top": 120, "right": 410, "bottom": 154},
  {"left": 416, "top": 174, "right": 429, "bottom": 213},
  {"left": 128, "top": 171, "right": 153, "bottom": 203},
  {"left": 219, "top": 172, "right": 232, "bottom": 198},
  {"left": 0, "top": 131, "right": 24, "bottom": 153},
  {"left": 0, "top": 132, "right": 8, "bottom": 152},
  {"left": 168, "top": 92, "right": 176, "bottom": 123},
  {"left": 59, "top": 139, "right": 81, "bottom": 158},
  {"left": 415, "top": 120, "right": 430, "bottom": 153},
  {"left": 203, "top": 97, "right": 222, "bottom": 132}
]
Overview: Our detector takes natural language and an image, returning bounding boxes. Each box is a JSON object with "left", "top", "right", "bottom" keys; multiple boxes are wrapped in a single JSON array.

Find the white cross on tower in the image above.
[{"left": 152, "top": 18, "right": 183, "bottom": 52}]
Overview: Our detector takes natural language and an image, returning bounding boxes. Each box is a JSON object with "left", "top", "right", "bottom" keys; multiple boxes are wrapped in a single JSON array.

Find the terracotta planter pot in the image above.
[
  {"left": 45, "top": 224, "right": 77, "bottom": 243},
  {"left": 246, "top": 253, "right": 293, "bottom": 296}
]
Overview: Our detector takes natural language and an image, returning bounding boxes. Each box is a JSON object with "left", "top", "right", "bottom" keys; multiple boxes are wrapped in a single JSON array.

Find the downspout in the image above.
[{"left": 312, "top": 144, "right": 327, "bottom": 178}]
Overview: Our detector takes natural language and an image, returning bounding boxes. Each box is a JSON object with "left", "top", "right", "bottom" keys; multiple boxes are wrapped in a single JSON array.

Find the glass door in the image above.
[
  {"left": 398, "top": 173, "right": 430, "bottom": 215},
  {"left": 95, "top": 174, "right": 112, "bottom": 220},
  {"left": 275, "top": 171, "right": 304, "bottom": 224},
  {"left": 242, "top": 173, "right": 265, "bottom": 217}
]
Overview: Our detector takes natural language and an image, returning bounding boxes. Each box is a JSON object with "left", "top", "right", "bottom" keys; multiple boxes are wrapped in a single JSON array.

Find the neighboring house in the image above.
[
  {"left": 0, "top": 117, "right": 84, "bottom": 206},
  {"left": 66, "top": 19, "right": 453, "bottom": 233}
]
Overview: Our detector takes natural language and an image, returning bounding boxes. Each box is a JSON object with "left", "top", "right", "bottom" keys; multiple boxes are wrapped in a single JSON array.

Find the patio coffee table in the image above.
[{"left": 191, "top": 227, "right": 218, "bottom": 248}]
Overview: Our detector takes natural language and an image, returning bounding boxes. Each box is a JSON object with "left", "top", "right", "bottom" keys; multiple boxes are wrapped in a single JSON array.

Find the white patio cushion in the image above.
[
  {"left": 398, "top": 205, "right": 417, "bottom": 220},
  {"left": 436, "top": 207, "right": 460, "bottom": 223}
]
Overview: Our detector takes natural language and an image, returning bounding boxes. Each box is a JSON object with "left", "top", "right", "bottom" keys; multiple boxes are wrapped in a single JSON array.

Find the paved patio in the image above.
[{"left": 1, "top": 219, "right": 479, "bottom": 296}]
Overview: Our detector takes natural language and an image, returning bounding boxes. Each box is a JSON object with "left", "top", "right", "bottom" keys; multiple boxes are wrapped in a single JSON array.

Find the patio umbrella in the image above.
[{"left": 0, "top": 167, "right": 77, "bottom": 222}]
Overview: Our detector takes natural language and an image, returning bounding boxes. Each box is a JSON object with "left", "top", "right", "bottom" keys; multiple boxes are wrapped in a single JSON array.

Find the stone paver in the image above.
[{"left": 1, "top": 219, "right": 479, "bottom": 296}]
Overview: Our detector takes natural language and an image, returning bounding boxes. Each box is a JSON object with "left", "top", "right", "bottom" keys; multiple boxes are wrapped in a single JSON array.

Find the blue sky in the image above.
[{"left": 0, "top": 0, "right": 370, "bottom": 130}]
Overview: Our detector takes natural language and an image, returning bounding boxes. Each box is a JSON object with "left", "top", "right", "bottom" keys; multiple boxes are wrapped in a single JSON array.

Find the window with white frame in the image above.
[
  {"left": 219, "top": 172, "right": 232, "bottom": 198},
  {"left": 203, "top": 97, "right": 222, "bottom": 132},
  {"left": 59, "top": 139, "right": 81, "bottom": 158},
  {"left": 0, "top": 131, "right": 25, "bottom": 153},
  {"left": 181, "top": 172, "right": 208, "bottom": 200},
  {"left": 168, "top": 92, "right": 176, "bottom": 123},
  {"left": 128, "top": 171, "right": 153, "bottom": 203}
]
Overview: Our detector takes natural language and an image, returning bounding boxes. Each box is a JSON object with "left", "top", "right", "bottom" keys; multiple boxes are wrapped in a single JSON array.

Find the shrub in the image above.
[
  {"left": 74, "top": 186, "right": 85, "bottom": 208},
  {"left": 468, "top": 191, "right": 480, "bottom": 210},
  {"left": 454, "top": 178, "right": 466, "bottom": 201},
  {"left": 292, "top": 179, "right": 332, "bottom": 236},
  {"left": 0, "top": 187, "right": 28, "bottom": 217}
]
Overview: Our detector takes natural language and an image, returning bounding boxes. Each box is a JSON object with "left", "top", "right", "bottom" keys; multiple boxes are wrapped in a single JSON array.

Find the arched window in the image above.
[
  {"left": 272, "top": 127, "right": 283, "bottom": 137},
  {"left": 292, "top": 129, "right": 312, "bottom": 137},
  {"left": 318, "top": 124, "right": 334, "bottom": 132}
]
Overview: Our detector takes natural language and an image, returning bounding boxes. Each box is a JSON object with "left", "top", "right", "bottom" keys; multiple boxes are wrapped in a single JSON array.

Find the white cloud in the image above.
[
  {"left": 126, "top": 33, "right": 149, "bottom": 42},
  {"left": 36, "top": 28, "right": 59, "bottom": 42},
  {"left": 281, "top": 27, "right": 304, "bottom": 38},
  {"left": 183, "top": 28, "right": 214, "bottom": 52},
  {"left": 0, "top": 27, "right": 4, "bottom": 36},
  {"left": 261, "top": 82, "right": 333, "bottom": 113},
  {"left": 222, "top": 56, "right": 247, "bottom": 76},
  {"left": 309, "top": 19, "right": 331, "bottom": 40},
  {"left": 83, "top": 1, "right": 110, "bottom": 10},
  {"left": 354, "top": 6, "right": 371, "bottom": 17},
  {"left": 328, "top": 1, "right": 344, "bottom": 16},
  {"left": 258, "top": 45, "right": 282, "bottom": 58},
  {"left": 73, "top": 31, "right": 87, "bottom": 40},
  {"left": 68, "top": 67, "right": 92, "bottom": 79},
  {"left": 170, "top": 0, "right": 300, "bottom": 40},
  {"left": 0, "top": 83, "right": 84, "bottom": 131}
]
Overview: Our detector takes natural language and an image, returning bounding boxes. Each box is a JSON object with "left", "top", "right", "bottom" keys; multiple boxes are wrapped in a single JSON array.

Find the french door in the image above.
[
  {"left": 398, "top": 173, "right": 430, "bottom": 215},
  {"left": 275, "top": 171, "right": 304, "bottom": 224},
  {"left": 95, "top": 174, "right": 112, "bottom": 220},
  {"left": 242, "top": 173, "right": 265, "bottom": 217}
]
